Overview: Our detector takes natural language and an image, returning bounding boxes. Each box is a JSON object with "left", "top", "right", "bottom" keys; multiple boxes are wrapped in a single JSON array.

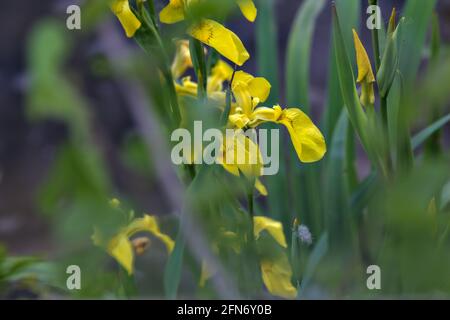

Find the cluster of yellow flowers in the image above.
[{"left": 102, "top": 0, "right": 328, "bottom": 299}]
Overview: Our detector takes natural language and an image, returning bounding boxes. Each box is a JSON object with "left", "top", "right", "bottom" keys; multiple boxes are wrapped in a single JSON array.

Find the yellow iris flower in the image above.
[
  {"left": 218, "top": 130, "right": 268, "bottom": 196},
  {"left": 229, "top": 71, "right": 327, "bottom": 163},
  {"left": 93, "top": 214, "right": 174, "bottom": 275},
  {"left": 111, "top": 0, "right": 142, "bottom": 38},
  {"left": 159, "top": 0, "right": 256, "bottom": 66},
  {"left": 352, "top": 29, "right": 375, "bottom": 108},
  {"left": 200, "top": 216, "right": 297, "bottom": 299}
]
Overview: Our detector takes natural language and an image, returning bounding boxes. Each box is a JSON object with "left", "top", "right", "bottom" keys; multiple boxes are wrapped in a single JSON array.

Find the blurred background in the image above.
[{"left": 1, "top": 0, "right": 449, "bottom": 298}]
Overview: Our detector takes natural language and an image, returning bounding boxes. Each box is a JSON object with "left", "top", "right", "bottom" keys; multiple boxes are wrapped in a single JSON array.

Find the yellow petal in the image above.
[
  {"left": 125, "top": 215, "right": 175, "bottom": 254},
  {"left": 229, "top": 113, "right": 250, "bottom": 129},
  {"left": 260, "top": 254, "right": 297, "bottom": 299},
  {"left": 111, "top": 0, "right": 142, "bottom": 38},
  {"left": 220, "top": 131, "right": 263, "bottom": 179},
  {"left": 251, "top": 106, "right": 282, "bottom": 123},
  {"left": 208, "top": 60, "right": 234, "bottom": 92},
  {"left": 255, "top": 178, "right": 268, "bottom": 196},
  {"left": 189, "top": 19, "right": 250, "bottom": 66},
  {"left": 233, "top": 81, "right": 254, "bottom": 116},
  {"left": 171, "top": 40, "right": 193, "bottom": 79},
  {"left": 278, "top": 107, "right": 326, "bottom": 163},
  {"left": 253, "top": 216, "right": 287, "bottom": 248},
  {"left": 211, "top": 60, "right": 234, "bottom": 82},
  {"left": 237, "top": 0, "right": 257, "bottom": 22},
  {"left": 109, "top": 235, "right": 134, "bottom": 275},
  {"left": 247, "top": 77, "right": 271, "bottom": 103},
  {"left": 199, "top": 261, "right": 214, "bottom": 287},
  {"left": 352, "top": 29, "right": 375, "bottom": 84},
  {"left": 160, "top": 0, "right": 186, "bottom": 24},
  {"left": 233, "top": 71, "right": 271, "bottom": 103},
  {"left": 175, "top": 76, "right": 199, "bottom": 97}
]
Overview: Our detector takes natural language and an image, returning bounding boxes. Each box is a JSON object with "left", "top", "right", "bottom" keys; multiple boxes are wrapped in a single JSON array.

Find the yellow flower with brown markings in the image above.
[{"left": 159, "top": 0, "right": 256, "bottom": 66}]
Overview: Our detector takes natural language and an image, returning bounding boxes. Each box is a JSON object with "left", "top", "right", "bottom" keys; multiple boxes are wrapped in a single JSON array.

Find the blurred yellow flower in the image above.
[
  {"left": 171, "top": 40, "right": 193, "bottom": 79},
  {"left": 218, "top": 130, "right": 268, "bottom": 196},
  {"left": 200, "top": 216, "right": 297, "bottom": 299},
  {"left": 159, "top": 0, "right": 253, "bottom": 66},
  {"left": 352, "top": 29, "right": 375, "bottom": 107},
  {"left": 111, "top": 0, "right": 142, "bottom": 38},
  {"left": 93, "top": 215, "right": 174, "bottom": 275}
]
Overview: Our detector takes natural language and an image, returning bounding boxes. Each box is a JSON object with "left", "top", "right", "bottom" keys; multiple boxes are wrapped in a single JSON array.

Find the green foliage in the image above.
[{"left": 9, "top": 0, "right": 449, "bottom": 300}]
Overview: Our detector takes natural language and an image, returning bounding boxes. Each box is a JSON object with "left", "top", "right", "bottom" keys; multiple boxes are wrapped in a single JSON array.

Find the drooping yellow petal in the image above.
[
  {"left": 109, "top": 234, "right": 134, "bottom": 275},
  {"left": 260, "top": 254, "right": 297, "bottom": 299},
  {"left": 189, "top": 19, "right": 250, "bottom": 66},
  {"left": 160, "top": 0, "right": 186, "bottom": 24},
  {"left": 125, "top": 215, "right": 175, "bottom": 254},
  {"left": 171, "top": 40, "right": 193, "bottom": 79},
  {"left": 278, "top": 107, "right": 326, "bottom": 163},
  {"left": 352, "top": 29, "right": 375, "bottom": 107},
  {"left": 111, "top": 0, "right": 142, "bottom": 38},
  {"left": 237, "top": 0, "right": 257, "bottom": 22},
  {"left": 253, "top": 216, "right": 287, "bottom": 248}
]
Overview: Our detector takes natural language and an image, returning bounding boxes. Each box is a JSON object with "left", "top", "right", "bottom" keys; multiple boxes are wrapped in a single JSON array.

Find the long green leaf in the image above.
[
  {"left": 285, "top": 0, "right": 326, "bottom": 241},
  {"left": 298, "top": 233, "right": 328, "bottom": 298},
  {"left": 324, "top": 111, "right": 352, "bottom": 249},
  {"left": 285, "top": 0, "right": 326, "bottom": 111},
  {"left": 256, "top": 0, "right": 279, "bottom": 104},
  {"left": 399, "top": 0, "right": 437, "bottom": 88},
  {"left": 164, "top": 226, "right": 185, "bottom": 299},
  {"left": 322, "top": 0, "right": 360, "bottom": 141},
  {"left": 331, "top": 5, "right": 368, "bottom": 151},
  {"left": 412, "top": 114, "right": 450, "bottom": 150}
]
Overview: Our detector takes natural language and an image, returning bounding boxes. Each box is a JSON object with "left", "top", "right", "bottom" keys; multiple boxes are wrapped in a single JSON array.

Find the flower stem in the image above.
[{"left": 369, "top": 0, "right": 381, "bottom": 71}]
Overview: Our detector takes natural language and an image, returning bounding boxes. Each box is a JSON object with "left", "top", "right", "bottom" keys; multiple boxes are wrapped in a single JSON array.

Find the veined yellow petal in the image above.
[
  {"left": 278, "top": 107, "right": 326, "bottom": 163},
  {"left": 260, "top": 254, "right": 297, "bottom": 299},
  {"left": 109, "top": 235, "right": 134, "bottom": 275},
  {"left": 189, "top": 19, "right": 250, "bottom": 66},
  {"left": 160, "top": 0, "right": 186, "bottom": 24},
  {"left": 253, "top": 216, "right": 287, "bottom": 248},
  {"left": 125, "top": 215, "right": 175, "bottom": 254},
  {"left": 352, "top": 29, "right": 375, "bottom": 84},
  {"left": 111, "top": 0, "right": 142, "bottom": 38},
  {"left": 237, "top": 0, "right": 257, "bottom": 22}
]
